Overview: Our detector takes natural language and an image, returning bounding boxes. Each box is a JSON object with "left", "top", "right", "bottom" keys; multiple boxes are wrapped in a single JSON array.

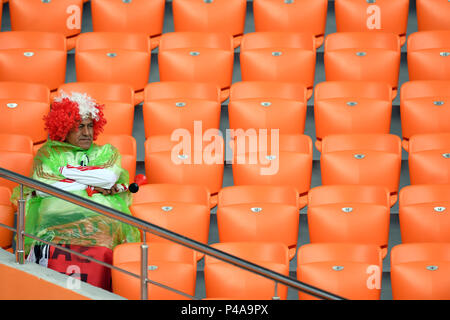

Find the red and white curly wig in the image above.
[{"left": 44, "top": 91, "right": 107, "bottom": 142}]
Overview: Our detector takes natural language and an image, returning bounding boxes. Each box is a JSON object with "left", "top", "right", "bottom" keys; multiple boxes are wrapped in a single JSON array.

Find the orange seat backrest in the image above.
[
  {"left": 0, "top": 134, "right": 34, "bottom": 192},
  {"left": 130, "top": 184, "right": 210, "bottom": 260},
  {"left": 253, "top": 0, "right": 328, "bottom": 48},
  {"left": 0, "top": 133, "right": 34, "bottom": 154},
  {"left": 113, "top": 242, "right": 197, "bottom": 266},
  {"left": 407, "top": 31, "right": 450, "bottom": 81},
  {"left": 399, "top": 185, "right": 450, "bottom": 243},
  {"left": 324, "top": 32, "right": 401, "bottom": 94},
  {"left": 307, "top": 185, "right": 391, "bottom": 257},
  {"left": 159, "top": 32, "right": 233, "bottom": 51},
  {"left": 298, "top": 243, "right": 382, "bottom": 267},
  {"left": 408, "top": 133, "right": 450, "bottom": 185},
  {"left": 173, "top": 0, "right": 246, "bottom": 48},
  {"left": 75, "top": 32, "right": 151, "bottom": 92},
  {"left": 297, "top": 243, "right": 383, "bottom": 300},
  {"left": 205, "top": 242, "right": 289, "bottom": 300},
  {"left": 9, "top": 0, "right": 83, "bottom": 38},
  {"left": 130, "top": 200, "right": 210, "bottom": 246},
  {"left": 112, "top": 242, "right": 197, "bottom": 300},
  {"left": 390, "top": 243, "right": 450, "bottom": 300},
  {"left": 132, "top": 184, "right": 210, "bottom": 207},
  {"left": 229, "top": 82, "right": 307, "bottom": 135},
  {"left": 57, "top": 82, "right": 135, "bottom": 136},
  {"left": 321, "top": 133, "right": 401, "bottom": 154},
  {"left": 314, "top": 81, "right": 393, "bottom": 151},
  {"left": 408, "top": 133, "right": 450, "bottom": 154},
  {"left": 91, "top": 0, "right": 165, "bottom": 39},
  {"left": 95, "top": 134, "right": 136, "bottom": 182},
  {"left": 217, "top": 185, "right": 299, "bottom": 258},
  {"left": 0, "top": 31, "right": 67, "bottom": 90},
  {"left": 417, "top": 0, "right": 450, "bottom": 31},
  {"left": 76, "top": 32, "right": 151, "bottom": 52},
  {"left": 230, "top": 81, "right": 307, "bottom": 101},
  {"left": 0, "top": 82, "right": 50, "bottom": 144},
  {"left": 143, "top": 98, "right": 221, "bottom": 138},
  {"left": 320, "top": 134, "right": 402, "bottom": 205},
  {"left": 144, "top": 135, "right": 224, "bottom": 205},
  {"left": 325, "top": 32, "right": 400, "bottom": 52},
  {"left": 308, "top": 185, "right": 390, "bottom": 208},
  {"left": 240, "top": 32, "right": 316, "bottom": 95},
  {"left": 145, "top": 82, "right": 221, "bottom": 104},
  {"left": 0, "top": 186, "right": 14, "bottom": 249},
  {"left": 400, "top": 81, "right": 450, "bottom": 150},
  {"left": 218, "top": 185, "right": 299, "bottom": 208},
  {"left": 231, "top": 133, "right": 312, "bottom": 208},
  {"left": 314, "top": 81, "right": 393, "bottom": 102},
  {"left": 158, "top": 32, "right": 234, "bottom": 97},
  {"left": 335, "top": 0, "right": 409, "bottom": 45}
]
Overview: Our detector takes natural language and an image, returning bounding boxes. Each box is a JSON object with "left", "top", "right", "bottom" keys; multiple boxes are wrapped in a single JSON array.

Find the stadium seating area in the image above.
[{"left": 0, "top": 0, "right": 449, "bottom": 300}]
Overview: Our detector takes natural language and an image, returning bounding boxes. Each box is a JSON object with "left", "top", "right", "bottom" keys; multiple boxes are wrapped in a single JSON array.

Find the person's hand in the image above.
[
  {"left": 109, "top": 184, "right": 122, "bottom": 195},
  {"left": 93, "top": 186, "right": 112, "bottom": 195}
]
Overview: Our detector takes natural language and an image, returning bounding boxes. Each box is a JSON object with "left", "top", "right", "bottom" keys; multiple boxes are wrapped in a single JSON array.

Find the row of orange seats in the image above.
[
  {"left": 128, "top": 183, "right": 450, "bottom": 257},
  {"left": 0, "top": 30, "right": 449, "bottom": 102},
  {"left": 2, "top": 80, "right": 449, "bottom": 155},
  {"left": 3, "top": 182, "right": 445, "bottom": 299},
  {"left": 1, "top": 0, "right": 449, "bottom": 51},
  {"left": 109, "top": 241, "right": 450, "bottom": 300},
  {"left": 1, "top": 132, "right": 448, "bottom": 244},
  {"left": 0, "top": 80, "right": 449, "bottom": 203}
]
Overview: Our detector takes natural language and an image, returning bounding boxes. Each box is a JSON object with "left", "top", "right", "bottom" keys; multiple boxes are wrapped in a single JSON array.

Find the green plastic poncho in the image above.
[{"left": 11, "top": 140, "right": 141, "bottom": 255}]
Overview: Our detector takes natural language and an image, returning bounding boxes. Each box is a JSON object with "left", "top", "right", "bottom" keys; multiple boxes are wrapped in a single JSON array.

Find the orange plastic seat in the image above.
[
  {"left": 145, "top": 135, "right": 224, "bottom": 208},
  {"left": 158, "top": 32, "right": 234, "bottom": 103},
  {"left": 307, "top": 185, "right": 391, "bottom": 258},
  {"left": 112, "top": 242, "right": 197, "bottom": 300},
  {"left": 205, "top": 242, "right": 289, "bottom": 300},
  {"left": 400, "top": 81, "right": 450, "bottom": 151},
  {"left": 399, "top": 185, "right": 450, "bottom": 243},
  {"left": 75, "top": 32, "right": 151, "bottom": 105},
  {"left": 217, "top": 186, "right": 300, "bottom": 260},
  {"left": 325, "top": 32, "right": 401, "bottom": 98},
  {"left": 143, "top": 83, "right": 221, "bottom": 138},
  {"left": 240, "top": 32, "right": 316, "bottom": 100},
  {"left": 95, "top": 134, "right": 136, "bottom": 182},
  {"left": 314, "top": 81, "right": 393, "bottom": 152},
  {"left": 56, "top": 82, "right": 135, "bottom": 136},
  {"left": 144, "top": 81, "right": 221, "bottom": 103},
  {"left": 417, "top": 0, "right": 450, "bottom": 31},
  {"left": 0, "top": 82, "right": 50, "bottom": 144},
  {"left": 0, "top": 134, "right": 34, "bottom": 192},
  {"left": 320, "top": 134, "right": 402, "bottom": 206},
  {"left": 253, "top": 0, "right": 328, "bottom": 48},
  {"left": 391, "top": 243, "right": 450, "bottom": 300},
  {"left": 0, "top": 187, "right": 14, "bottom": 250},
  {"left": 297, "top": 243, "right": 383, "bottom": 300},
  {"left": 130, "top": 184, "right": 210, "bottom": 259},
  {"left": 0, "top": 32, "right": 67, "bottom": 91},
  {"left": 408, "top": 133, "right": 450, "bottom": 185},
  {"left": 335, "top": 0, "right": 409, "bottom": 46},
  {"left": 229, "top": 81, "right": 307, "bottom": 135},
  {"left": 173, "top": 0, "right": 246, "bottom": 49},
  {"left": 9, "top": 0, "right": 83, "bottom": 51},
  {"left": 91, "top": 0, "right": 166, "bottom": 50},
  {"left": 407, "top": 31, "right": 450, "bottom": 81},
  {"left": 231, "top": 134, "right": 313, "bottom": 209}
]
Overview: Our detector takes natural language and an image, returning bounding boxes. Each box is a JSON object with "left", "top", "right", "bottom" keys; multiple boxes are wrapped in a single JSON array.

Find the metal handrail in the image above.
[{"left": 0, "top": 167, "right": 346, "bottom": 300}]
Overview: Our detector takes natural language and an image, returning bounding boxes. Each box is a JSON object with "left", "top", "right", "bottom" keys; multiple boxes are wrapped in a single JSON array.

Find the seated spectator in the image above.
[{"left": 11, "top": 91, "right": 140, "bottom": 291}]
